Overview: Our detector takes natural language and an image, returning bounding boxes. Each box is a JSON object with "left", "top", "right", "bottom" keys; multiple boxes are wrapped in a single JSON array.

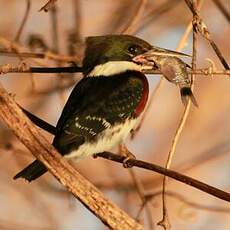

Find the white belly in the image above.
[{"left": 65, "top": 118, "right": 139, "bottom": 160}]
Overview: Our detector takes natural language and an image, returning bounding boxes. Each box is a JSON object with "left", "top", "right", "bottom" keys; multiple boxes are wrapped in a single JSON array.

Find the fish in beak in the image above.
[{"left": 133, "top": 47, "right": 198, "bottom": 107}]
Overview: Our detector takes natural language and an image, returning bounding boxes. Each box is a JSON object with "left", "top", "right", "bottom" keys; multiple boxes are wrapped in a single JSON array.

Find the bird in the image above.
[
  {"left": 14, "top": 34, "right": 189, "bottom": 182},
  {"left": 133, "top": 50, "right": 198, "bottom": 107}
]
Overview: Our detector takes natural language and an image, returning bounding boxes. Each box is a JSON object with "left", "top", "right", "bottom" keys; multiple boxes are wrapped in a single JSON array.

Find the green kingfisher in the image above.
[{"left": 14, "top": 35, "right": 189, "bottom": 182}]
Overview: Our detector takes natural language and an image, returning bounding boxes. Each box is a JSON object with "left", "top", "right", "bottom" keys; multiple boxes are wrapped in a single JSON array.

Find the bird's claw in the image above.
[
  {"left": 120, "top": 144, "right": 136, "bottom": 168},
  {"left": 92, "top": 153, "right": 98, "bottom": 158},
  {"left": 122, "top": 154, "right": 136, "bottom": 168}
]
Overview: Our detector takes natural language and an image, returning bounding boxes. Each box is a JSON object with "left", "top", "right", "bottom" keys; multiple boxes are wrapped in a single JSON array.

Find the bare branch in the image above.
[
  {"left": 159, "top": 2, "right": 198, "bottom": 227},
  {"left": 0, "top": 50, "right": 81, "bottom": 62},
  {"left": 145, "top": 190, "right": 230, "bottom": 213},
  {"left": 39, "top": 0, "right": 58, "bottom": 12},
  {"left": 212, "top": 0, "right": 230, "bottom": 22},
  {"left": 0, "top": 63, "right": 82, "bottom": 74},
  {"left": 14, "top": 0, "right": 31, "bottom": 42},
  {"left": 184, "top": 0, "right": 230, "bottom": 69},
  {"left": 96, "top": 152, "right": 230, "bottom": 203}
]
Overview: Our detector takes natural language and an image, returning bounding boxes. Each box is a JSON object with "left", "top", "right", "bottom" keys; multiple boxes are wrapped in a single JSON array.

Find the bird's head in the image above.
[
  {"left": 82, "top": 34, "right": 190, "bottom": 77},
  {"left": 82, "top": 35, "right": 152, "bottom": 76}
]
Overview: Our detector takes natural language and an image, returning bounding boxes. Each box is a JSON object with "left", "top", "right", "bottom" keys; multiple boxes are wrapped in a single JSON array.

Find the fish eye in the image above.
[{"left": 128, "top": 44, "right": 142, "bottom": 55}]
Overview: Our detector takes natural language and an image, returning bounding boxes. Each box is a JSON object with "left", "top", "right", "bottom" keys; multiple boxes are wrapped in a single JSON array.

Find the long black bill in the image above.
[{"left": 146, "top": 46, "right": 191, "bottom": 58}]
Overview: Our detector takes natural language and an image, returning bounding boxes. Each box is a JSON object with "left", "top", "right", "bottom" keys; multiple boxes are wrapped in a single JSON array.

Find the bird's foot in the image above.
[
  {"left": 92, "top": 153, "right": 98, "bottom": 159},
  {"left": 120, "top": 144, "right": 136, "bottom": 168},
  {"left": 123, "top": 155, "right": 135, "bottom": 168}
]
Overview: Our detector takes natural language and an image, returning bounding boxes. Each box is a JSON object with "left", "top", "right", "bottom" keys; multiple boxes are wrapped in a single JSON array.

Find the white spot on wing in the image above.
[
  {"left": 75, "top": 121, "right": 97, "bottom": 136},
  {"left": 85, "top": 115, "right": 111, "bottom": 128}
]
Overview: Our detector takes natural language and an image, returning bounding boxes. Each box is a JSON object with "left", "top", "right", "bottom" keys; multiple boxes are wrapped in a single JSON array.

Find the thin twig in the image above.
[
  {"left": 96, "top": 152, "right": 230, "bottom": 203},
  {"left": 130, "top": 78, "right": 164, "bottom": 139},
  {"left": 95, "top": 148, "right": 229, "bottom": 192},
  {"left": 0, "top": 63, "right": 82, "bottom": 74},
  {"left": 28, "top": 79, "right": 77, "bottom": 96},
  {"left": 120, "top": 145, "right": 154, "bottom": 229},
  {"left": 158, "top": 1, "right": 203, "bottom": 227},
  {"left": 39, "top": 0, "right": 57, "bottom": 12},
  {"left": 136, "top": 0, "right": 180, "bottom": 34},
  {"left": 136, "top": 188, "right": 230, "bottom": 221},
  {"left": 0, "top": 219, "right": 52, "bottom": 230},
  {"left": 72, "top": 0, "right": 82, "bottom": 44},
  {"left": 121, "top": 0, "right": 147, "bottom": 34},
  {"left": 184, "top": 0, "right": 229, "bottom": 69},
  {"left": 129, "top": 169, "right": 153, "bottom": 228},
  {"left": 212, "top": 0, "right": 230, "bottom": 22},
  {"left": 145, "top": 190, "right": 230, "bottom": 213},
  {"left": 14, "top": 0, "right": 31, "bottom": 42},
  {"left": 0, "top": 49, "right": 80, "bottom": 62},
  {"left": 1, "top": 62, "right": 229, "bottom": 76},
  {"left": 49, "top": 5, "right": 66, "bottom": 104}
]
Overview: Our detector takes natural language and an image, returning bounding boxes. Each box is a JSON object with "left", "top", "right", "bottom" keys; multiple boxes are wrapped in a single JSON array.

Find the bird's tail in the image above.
[
  {"left": 13, "top": 160, "right": 47, "bottom": 182},
  {"left": 180, "top": 87, "right": 198, "bottom": 107}
]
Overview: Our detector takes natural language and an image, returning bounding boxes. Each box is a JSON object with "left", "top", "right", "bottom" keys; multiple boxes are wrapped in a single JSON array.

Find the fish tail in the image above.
[{"left": 180, "top": 87, "right": 198, "bottom": 107}]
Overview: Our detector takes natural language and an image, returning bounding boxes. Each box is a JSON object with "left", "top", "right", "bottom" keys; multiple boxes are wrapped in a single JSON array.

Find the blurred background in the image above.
[{"left": 0, "top": 0, "right": 229, "bottom": 229}]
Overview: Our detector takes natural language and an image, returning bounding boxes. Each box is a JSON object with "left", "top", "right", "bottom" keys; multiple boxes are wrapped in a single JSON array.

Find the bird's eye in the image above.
[{"left": 128, "top": 44, "right": 142, "bottom": 55}]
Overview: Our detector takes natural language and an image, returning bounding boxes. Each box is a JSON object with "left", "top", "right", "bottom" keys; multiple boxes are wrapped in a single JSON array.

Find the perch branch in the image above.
[
  {"left": 96, "top": 152, "right": 230, "bottom": 202},
  {"left": 0, "top": 63, "right": 82, "bottom": 74},
  {"left": 159, "top": 7, "right": 197, "bottom": 229},
  {"left": 0, "top": 50, "right": 80, "bottom": 62},
  {"left": 1, "top": 62, "right": 229, "bottom": 76},
  {"left": 184, "top": 0, "right": 229, "bottom": 69},
  {"left": 15, "top": 107, "right": 230, "bottom": 203}
]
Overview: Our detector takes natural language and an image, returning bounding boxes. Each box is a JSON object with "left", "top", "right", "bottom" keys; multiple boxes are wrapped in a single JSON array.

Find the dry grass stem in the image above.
[
  {"left": 120, "top": 145, "right": 153, "bottom": 229},
  {"left": 145, "top": 190, "right": 230, "bottom": 213},
  {"left": 158, "top": 1, "right": 204, "bottom": 228},
  {"left": 121, "top": 0, "right": 147, "bottom": 34}
]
